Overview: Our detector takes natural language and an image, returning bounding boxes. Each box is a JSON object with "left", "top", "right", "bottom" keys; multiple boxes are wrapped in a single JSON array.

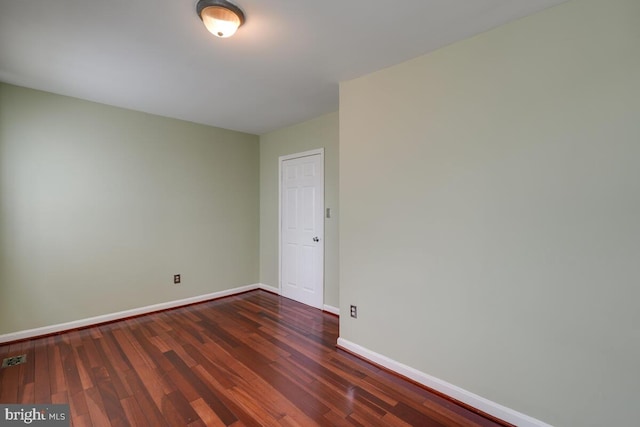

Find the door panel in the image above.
[{"left": 280, "top": 152, "right": 324, "bottom": 309}]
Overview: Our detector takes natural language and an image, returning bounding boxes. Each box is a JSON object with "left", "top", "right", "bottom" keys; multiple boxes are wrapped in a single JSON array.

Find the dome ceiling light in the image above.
[{"left": 196, "top": 0, "right": 245, "bottom": 39}]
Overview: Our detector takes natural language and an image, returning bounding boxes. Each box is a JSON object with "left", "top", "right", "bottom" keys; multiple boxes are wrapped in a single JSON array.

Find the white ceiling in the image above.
[{"left": 0, "top": 0, "right": 567, "bottom": 135}]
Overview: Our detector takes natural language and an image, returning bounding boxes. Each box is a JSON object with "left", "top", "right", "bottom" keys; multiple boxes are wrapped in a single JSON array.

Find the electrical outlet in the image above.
[
  {"left": 350, "top": 305, "right": 357, "bottom": 318},
  {"left": 173, "top": 274, "right": 181, "bottom": 284}
]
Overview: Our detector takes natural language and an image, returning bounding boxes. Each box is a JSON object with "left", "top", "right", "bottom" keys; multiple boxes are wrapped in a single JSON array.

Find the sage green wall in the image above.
[
  {"left": 339, "top": 0, "right": 639, "bottom": 425},
  {"left": 0, "top": 83, "right": 259, "bottom": 335},
  {"left": 259, "top": 112, "right": 339, "bottom": 308}
]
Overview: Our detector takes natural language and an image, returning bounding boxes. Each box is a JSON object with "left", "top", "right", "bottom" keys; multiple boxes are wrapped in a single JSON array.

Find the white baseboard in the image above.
[
  {"left": 257, "top": 283, "right": 280, "bottom": 294},
  {"left": 323, "top": 304, "right": 340, "bottom": 316},
  {"left": 0, "top": 284, "right": 261, "bottom": 344},
  {"left": 256, "top": 285, "right": 338, "bottom": 316},
  {"left": 336, "top": 338, "right": 552, "bottom": 427}
]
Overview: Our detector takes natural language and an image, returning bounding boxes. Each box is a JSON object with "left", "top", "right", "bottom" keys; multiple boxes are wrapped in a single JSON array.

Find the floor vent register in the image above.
[{"left": 1, "top": 354, "right": 27, "bottom": 368}]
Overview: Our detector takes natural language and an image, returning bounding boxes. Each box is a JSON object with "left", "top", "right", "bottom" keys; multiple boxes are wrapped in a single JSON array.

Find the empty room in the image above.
[{"left": 0, "top": 0, "right": 638, "bottom": 426}]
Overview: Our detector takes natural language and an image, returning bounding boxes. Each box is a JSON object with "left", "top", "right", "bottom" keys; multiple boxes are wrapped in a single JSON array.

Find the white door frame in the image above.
[{"left": 278, "top": 148, "right": 325, "bottom": 307}]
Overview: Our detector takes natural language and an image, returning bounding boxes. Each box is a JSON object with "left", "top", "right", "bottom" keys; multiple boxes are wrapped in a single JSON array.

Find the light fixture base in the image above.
[{"left": 196, "top": 0, "right": 245, "bottom": 27}]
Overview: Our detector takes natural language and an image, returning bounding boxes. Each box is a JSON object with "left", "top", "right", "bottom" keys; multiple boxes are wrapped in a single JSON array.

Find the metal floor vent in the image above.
[{"left": 2, "top": 354, "right": 27, "bottom": 368}]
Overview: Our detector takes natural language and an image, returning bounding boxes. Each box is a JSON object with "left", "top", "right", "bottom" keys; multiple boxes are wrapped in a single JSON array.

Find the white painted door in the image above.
[{"left": 280, "top": 151, "right": 324, "bottom": 309}]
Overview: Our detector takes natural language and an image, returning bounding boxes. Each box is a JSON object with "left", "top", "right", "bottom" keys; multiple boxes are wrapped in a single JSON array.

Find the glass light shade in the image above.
[{"left": 201, "top": 6, "right": 241, "bottom": 38}]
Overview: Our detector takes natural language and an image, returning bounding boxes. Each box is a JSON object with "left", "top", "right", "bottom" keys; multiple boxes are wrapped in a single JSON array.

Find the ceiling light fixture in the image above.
[{"left": 196, "top": 0, "right": 245, "bottom": 39}]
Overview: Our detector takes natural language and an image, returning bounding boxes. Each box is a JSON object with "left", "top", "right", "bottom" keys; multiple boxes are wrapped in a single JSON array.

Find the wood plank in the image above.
[
  {"left": 164, "top": 350, "right": 238, "bottom": 425},
  {"left": 165, "top": 390, "right": 200, "bottom": 425},
  {"left": 120, "top": 395, "right": 150, "bottom": 427},
  {"left": 122, "top": 369, "right": 168, "bottom": 427},
  {"left": 190, "top": 397, "right": 226, "bottom": 427},
  {"left": 48, "top": 337, "right": 67, "bottom": 395},
  {"left": 33, "top": 339, "right": 52, "bottom": 403},
  {"left": 92, "top": 366, "right": 128, "bottom": 426}
]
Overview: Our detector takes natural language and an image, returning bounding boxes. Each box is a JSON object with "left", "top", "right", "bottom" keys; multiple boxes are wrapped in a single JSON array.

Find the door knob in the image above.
[{"left": 313, "top": 237, "right": 319, "bottom": 242}]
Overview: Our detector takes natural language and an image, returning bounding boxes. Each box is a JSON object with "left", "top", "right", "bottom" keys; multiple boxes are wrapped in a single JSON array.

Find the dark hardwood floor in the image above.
[{"left": 0, "top": 290, "right": 508, "bottom": 426}]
